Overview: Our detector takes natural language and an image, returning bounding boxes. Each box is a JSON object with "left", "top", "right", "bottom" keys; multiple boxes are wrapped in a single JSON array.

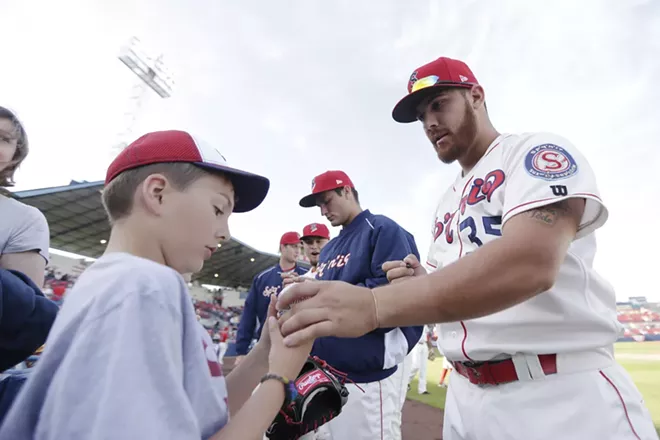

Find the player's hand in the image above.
[
  {"left": 267, "top": 313, "right": 314, "bottom": 379},
  {"left": 275, "top": 280, "right": 378, "bottom": 347},
  {"left": 382, "top": 254, "right": 427, "bottom": 284}
]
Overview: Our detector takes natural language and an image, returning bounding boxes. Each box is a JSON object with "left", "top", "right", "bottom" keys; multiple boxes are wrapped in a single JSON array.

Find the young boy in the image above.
[{"left": 0, "top": 130, "right": 314, "bottom": 439}]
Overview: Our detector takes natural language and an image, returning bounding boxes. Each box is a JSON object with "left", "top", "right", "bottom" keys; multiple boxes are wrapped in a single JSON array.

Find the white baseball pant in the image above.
[
  {"left": 217, "top": 342, "right": 228, "bottom": 365},
  {"left": 300, "top": 371, "right": 403, "bottom": 440},
  {"left": 443, "top": 351, "right": 659, "bottom": 440},
  {"left": 409, "top": 342, "right": 429, "bottom": 394}
]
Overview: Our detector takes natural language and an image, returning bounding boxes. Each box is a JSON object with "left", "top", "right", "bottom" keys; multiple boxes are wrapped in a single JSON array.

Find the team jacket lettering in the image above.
[
  {"left": 428, "top": 132, "right": 619, "bottom": 362},
  {"left": 235, "top": 263, "right": 308, "bottom": 355},
  {"left": 311, "top": 210, "right": 424, "bottom": 383}
]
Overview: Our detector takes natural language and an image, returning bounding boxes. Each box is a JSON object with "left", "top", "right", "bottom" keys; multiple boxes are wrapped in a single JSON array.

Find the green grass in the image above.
[{"left": 407, "top": 342, "right": 660, "bottom": 435}]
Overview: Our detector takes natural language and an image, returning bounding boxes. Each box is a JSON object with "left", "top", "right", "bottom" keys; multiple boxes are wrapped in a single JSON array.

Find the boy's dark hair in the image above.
[
  {"left": 333, "top": 187, "right": 360, "bottom": 205},
  {"left": 0, "top": 106, "right": 29, "bottom": 188},
  {"left": 102, "top": 162, "right": 212, "bottom": 224}
]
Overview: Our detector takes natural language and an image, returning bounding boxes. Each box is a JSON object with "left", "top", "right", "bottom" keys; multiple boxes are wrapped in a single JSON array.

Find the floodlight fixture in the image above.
[{"left": 118, "top": 36, "right": 174, "bottom": 98}]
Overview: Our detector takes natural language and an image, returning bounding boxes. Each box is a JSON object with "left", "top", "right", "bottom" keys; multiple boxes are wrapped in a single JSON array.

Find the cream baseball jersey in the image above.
[{"left": 428, "top": 132, "right": 622, "bottom": 361}]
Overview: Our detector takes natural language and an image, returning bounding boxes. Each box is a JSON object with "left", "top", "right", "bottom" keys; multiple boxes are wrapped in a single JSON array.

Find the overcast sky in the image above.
[{"left": 1, "top": 0, "right": 658, "bottom": 300}]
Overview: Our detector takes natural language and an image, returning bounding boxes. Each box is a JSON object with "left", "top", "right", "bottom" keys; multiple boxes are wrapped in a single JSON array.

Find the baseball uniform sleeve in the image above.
[
  {"left": 365, "top": 219, "right": 424, "bottom": 360},
  {"left": 234, "top": 278, "right": 259, "bottom": 355},
  {"left": 501, "top": 132, "right": 608, "bottom": 239}
]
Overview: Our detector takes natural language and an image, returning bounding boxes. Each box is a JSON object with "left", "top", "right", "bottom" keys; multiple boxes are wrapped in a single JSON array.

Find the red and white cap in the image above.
[
  {"left": 280, "top": 231, "right": 301, "bottom": 245},
  {"left": 299, "top": 170, "right": 354, "bottom": 208},
  {"left": 300, "top": 223, "right": 330, "bottom": 240},
  {"left": 105, "top": 130, "right": 270, "bottom": 213},
  {"left": 392, "top": 57, "right": 479, "bottom": 123}
]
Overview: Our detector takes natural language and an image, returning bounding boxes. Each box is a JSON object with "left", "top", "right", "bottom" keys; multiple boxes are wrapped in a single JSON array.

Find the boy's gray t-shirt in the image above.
[
  {"left": 0, "top": 195, "right": 49, "bottom": 262},
  {"left": 0, "top": 252, "right": 229, "bottom": 439}
]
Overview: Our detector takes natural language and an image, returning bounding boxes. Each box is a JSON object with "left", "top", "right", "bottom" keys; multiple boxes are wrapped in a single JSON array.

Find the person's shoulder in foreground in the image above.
[{"left": 0, "top": 130, "right": 317, "bottom": 440}]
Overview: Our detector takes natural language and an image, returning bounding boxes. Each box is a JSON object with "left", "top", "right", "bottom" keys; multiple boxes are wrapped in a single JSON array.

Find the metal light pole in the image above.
[{"left": 114, "top": 36, "right": 175, "bottom": 151}]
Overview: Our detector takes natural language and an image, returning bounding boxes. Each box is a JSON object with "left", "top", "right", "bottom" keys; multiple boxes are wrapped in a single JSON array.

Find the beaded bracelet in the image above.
[{"left": 260, "top": 373, "right": 298, "bottom": 404}]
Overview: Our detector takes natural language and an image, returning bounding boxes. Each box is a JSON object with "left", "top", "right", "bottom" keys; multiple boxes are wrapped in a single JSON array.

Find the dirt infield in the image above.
[{"left": 402, "top": 399, "right": 444, "bottom": 439}]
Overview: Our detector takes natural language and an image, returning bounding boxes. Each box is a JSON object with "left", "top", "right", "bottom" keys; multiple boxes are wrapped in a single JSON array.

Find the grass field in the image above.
[{"left": 407, "top": 341, "right": 660, "bottom": 434}]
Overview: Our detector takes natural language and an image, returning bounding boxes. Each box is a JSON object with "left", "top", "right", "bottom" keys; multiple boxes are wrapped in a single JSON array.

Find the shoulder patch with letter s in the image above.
[{"left": 524, "top": 144, "right": 578, "bottom": 181}]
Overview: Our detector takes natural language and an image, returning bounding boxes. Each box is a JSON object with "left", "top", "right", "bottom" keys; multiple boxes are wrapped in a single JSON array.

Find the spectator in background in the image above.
[
  {"left": 0, "top": 106, "right": 58, "bottom": 426},
  {"left": 233, "top": 232, "right": 308, "bottom": 365},
  {"left": 0, "top": 106, "right": 50, "bottom": 287}
]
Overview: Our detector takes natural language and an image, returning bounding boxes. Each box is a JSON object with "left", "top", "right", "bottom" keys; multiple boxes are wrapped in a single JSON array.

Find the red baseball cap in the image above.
[
  {"left": 300, "top": 223, "right": 330, "bottom": 240},
  {"left": 280, "top": 231, "right": 301, "bottom": 245},
  {"left": 105, "top": 130, "right": 270, "bottom": 213},
  {"left": 392, "top": 57, "right": 479, "bottom": 123},
  {"left": 299, "top": 170, "right": 354, "bottom": 208}
]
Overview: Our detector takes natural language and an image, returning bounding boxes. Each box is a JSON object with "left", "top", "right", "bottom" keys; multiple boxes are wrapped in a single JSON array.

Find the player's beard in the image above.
[{"left": 436, "top": 100, "right": 478, "bottom": 164}]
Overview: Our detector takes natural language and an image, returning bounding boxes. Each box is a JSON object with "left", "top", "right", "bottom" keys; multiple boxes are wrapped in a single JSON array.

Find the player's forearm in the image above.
[
  {"left": 210, "top": 380, "right": 285, "bottom": 440},
  {"left": 225, "top": 342, "right": 269, "bottom": 415},
  {"left": 375, "top": 237, "right": 560, "bottom": 327}
]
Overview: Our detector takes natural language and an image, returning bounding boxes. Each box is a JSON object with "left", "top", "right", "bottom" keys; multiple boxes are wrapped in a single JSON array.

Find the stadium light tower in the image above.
[{"left": 114, "top": 36, "right": 175, "bottom": 151}]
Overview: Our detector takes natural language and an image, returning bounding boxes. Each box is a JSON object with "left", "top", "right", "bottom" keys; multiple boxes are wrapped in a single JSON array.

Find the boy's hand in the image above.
[{"left": 253, "top": 295, "right": 278, "bottom": 355}]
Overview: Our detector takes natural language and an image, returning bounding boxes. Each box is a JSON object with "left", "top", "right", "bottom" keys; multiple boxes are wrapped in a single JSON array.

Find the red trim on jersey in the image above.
[
  {"left": 599, "top": 371, "right": 642, "bottom": 440},
  {"left": 379, "top": 381, "right": 384, "bottom": 440},
  {"left": 459, "top": 321, "right": 474, "bottom": 362},
  {"left": 502, "top": 193, "right": 602, "bottom": 221},
  {"left": 426, "top": 261, "right": 437, "bottom": 268}
]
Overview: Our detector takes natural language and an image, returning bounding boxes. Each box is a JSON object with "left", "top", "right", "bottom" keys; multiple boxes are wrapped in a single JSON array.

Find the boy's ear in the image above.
[{"left": 139, "top": 173, "right": 169, "bottom": 215}]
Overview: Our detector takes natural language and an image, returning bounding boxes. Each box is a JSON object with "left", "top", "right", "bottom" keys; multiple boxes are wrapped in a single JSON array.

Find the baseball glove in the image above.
[{"left": 265, "top": 356, "right": 350, "bottom": 440}]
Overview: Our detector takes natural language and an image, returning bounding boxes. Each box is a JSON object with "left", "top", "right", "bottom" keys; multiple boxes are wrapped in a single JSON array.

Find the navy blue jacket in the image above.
[
  {"left": 235, "top": 263, "right": 309, "bottom": 355},
  {"left": 0, "top": 269, "right": 59, "bottom": 372},
  {"left": 312, "top": 210, "right": 423, "bottom": 383}
]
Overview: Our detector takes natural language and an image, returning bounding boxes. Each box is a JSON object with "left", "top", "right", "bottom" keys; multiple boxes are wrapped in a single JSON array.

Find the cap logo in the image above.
[
  {"left": 311, "top": 178, "right": 316, "bottom": 190},
  {"left": 336, "top": 179, "right": 343, "bottom": 185},
  {"left": 310, "top": 223, "right": 318, "bottom": 232},
  {"left": 411, "top": 75, "right": 440, "bottom": 93},
  {"left": 408, "top": 70, "right": 419, "bottom": 92},
  {"left": 459, "top": 75, "right": 468, "bottom": 82}
]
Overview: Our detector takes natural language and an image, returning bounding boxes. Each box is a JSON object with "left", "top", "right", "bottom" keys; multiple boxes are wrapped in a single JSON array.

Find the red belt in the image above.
[{"left": 451, "top": 354, "right": 558, "bottom": 386}]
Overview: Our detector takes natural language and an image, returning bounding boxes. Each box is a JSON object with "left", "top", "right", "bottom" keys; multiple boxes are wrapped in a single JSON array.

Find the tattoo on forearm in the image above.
[{"left": 528, "top": 200, "right": 573, "bottom": 226}]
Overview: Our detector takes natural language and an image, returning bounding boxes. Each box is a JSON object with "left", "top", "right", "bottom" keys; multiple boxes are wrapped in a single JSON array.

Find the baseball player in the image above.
[
  {"left": 276, "top": 57, "right": 658, "bottom": 440},
  {"left": 282, "top": 223, "right": 331, "bottom": 289},
  {"left": 234, "top": 231, "right": 308, "bottom": 364},
  {"left": 408, "top": 325, "right": 432, "bottom": 395},
  {"left": 295, "top": 170, "right": 423, "bottom": 440},
  {"left": 217, "top": 326, "right": 230, "bottom": 365},
  {"left": 300, "top": 223, "right": 330, "bottom": 274}
]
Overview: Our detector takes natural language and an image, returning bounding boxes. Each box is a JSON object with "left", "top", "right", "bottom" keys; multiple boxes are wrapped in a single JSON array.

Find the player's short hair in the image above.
[
  {"left": 333, "top": 187, "right": 360, "bottom": 205},
  {"left": 459, "top": 87, "right": 488, "bottom": 112},
  {"left": 102, "top": 162, "right": 213, "bottom": 224},
  {"left": 0, "top": 106, "right": 29, "bottom": 188}
]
